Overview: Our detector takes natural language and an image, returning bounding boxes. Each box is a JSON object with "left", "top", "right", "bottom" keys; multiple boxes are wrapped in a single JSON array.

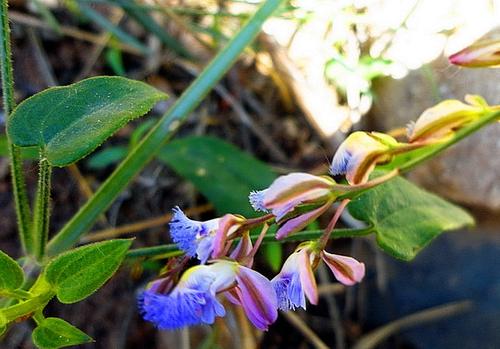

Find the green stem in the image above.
[
  {"left": 126, "top": 226, "right": 375, "bottom": 259},
  {"left": 0, "top": 0, "right": 33, "bottom": 255},
  {"left": 47, "top": 0, "right": 286, "bottom": 257},
  {"left": 399, "top": 110, "right": 500, "bottom": 173},
  {"left": 1, "top": 291, "right": 53, "bottom": 322},
  {"left": 33, "top": 151, "right": 52, "bottom": 262},
  {"left": 0, "top": 289, "right": 32, "bottom": 300}
]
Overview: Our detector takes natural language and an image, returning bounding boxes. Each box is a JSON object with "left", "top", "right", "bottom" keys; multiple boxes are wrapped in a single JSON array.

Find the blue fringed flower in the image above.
[
  {"left": 249, "top": 190, "right": 268, "bottom": 212},
  {"left": 272, "top": 272, "right": 305, "bottom": 311},
  {"left": 271, "top": 247, "right": 317, "bottom": 311},
  {"left": 138, "top": 261, "right": 279, "bottom": 331},
  {"left": 169, "top": 207, "right": 220, "bottom": 262},
  {"left": 138, "top": 266, "right": 228, "bottom": 329}
]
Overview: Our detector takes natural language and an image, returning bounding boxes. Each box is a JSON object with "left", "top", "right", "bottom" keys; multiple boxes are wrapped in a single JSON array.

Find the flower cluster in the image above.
[{"left": 138, "top": 94, "right": 496, "bottom": 331}]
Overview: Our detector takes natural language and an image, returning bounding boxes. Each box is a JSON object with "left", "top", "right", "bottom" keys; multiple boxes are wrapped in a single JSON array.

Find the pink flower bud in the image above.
[
  {"left": 330, "top": 132, "right": 398, "bottom": 184},
  {"left": 449, "top": 39, "right": 500, "bottom": 68},
  {"left": 407, "top": 97, "right": 485, "bottom": 142}
]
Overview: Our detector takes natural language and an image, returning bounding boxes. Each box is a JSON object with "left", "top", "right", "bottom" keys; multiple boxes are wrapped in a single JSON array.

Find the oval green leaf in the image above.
[
  {"left": 0, "top": 250, "right": 24, "bottom": 291},
  {"left": 45, "top": 239, "right": 132, "bottom": 303},
  {"left": 32, "top": 317, "right": 93, "bottom": 349},
  {"left": 348, "top": 176, "right": 474, "bottom": 261},
  {"left": 7, "top": 76, "right": 167, "bottom": 167}
]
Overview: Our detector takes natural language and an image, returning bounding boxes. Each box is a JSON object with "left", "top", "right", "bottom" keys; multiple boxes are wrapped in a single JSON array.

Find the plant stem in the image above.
[
  {"left": 399, "top": 110, "right": 500, "bottom": 173},
  {"left": 319, "top": 199, "right": 350, "bottom": 248},
  {"left": 0, "top": 291, "right": 54, "bottom": 322},
  {"left": 0, "top": 0, "right": 33, "bottom": 255},
  {"left": 126, "top": 227, "right": 375, "bottom": 259},
  {"left": 0, "top": 289, "right": 32, "bottom": 300},
  {"left": 33, "top": 151, "right": 52, "bottom": 262},
  {"left": 247, "top": 223, "right": 270, "bottom": 260},
  {"left": 47, "top": 0, "right": 287, "bottom": 256}
]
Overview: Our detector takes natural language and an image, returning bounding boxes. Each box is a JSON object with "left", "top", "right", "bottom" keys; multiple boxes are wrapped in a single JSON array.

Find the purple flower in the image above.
[
  {"left": 249, "top": 173, "right": 335, "bottom": 221},
  {"left": 138, "top": 264, "right": 235, "bottom": 329},
  {"left": 249, "top": 173, "right": 337, "bottom": 239},
  {"left": 330, "top": 131, "right": 398, "bottom": 184},
  {"left": 232, "top": 265, "right": 278, "bottom": 330},
  {"left": 139, "top": 261, "right": 278, "bottom": 331},
  {"left": 271, "top": 246, "right": 317, "bottom": 311},
  {"left": 321, "top": 251, "right": 365, "bottom": 286},
  {"left": 449, "top": 39, "right": 500, "bottom": 68},
  {"left": 271, "top": 246, "right": 366, "bottom": 312},
  {"left": 169, "top": 208, "right": 244, "bottom": 263}
]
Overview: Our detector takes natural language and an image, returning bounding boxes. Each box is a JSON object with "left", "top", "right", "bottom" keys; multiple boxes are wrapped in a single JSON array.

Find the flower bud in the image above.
[
  {"left": 449, "top": 39, "right": 500, "bottom": 68},
  {"left": 330, "top": 131, "right": 398, "bottom": 184},
  {"left": 407, "top": 97, "right": 485, "bottom": 142}
]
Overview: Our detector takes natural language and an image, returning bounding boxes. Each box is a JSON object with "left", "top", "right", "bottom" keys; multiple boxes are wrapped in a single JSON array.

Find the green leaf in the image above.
[
  {"left": 105, "top": 46, "right": 126, "bottom": 76},
  {"left": 0, "top": 250, "right": 24, "bottom": 291},
  {"left": 77, "top": 2, "right": 150, "bottom": 54},
  {"left": 0, "top": 134, "right": 38, "bottom": 159},
  {"left": 158, "top": 136, "right": 276, "bottom": 216},
  {"left": 348, "top": 176, "right": 474, "bottom": 261},
  {"left": 86, "top": 146, "right": 128, "bottom": 170},
  {"left": 263, "top": 242, "right": 282, "bottom": 272},
  {"left": 7, "top": 76, "right": 167, "bottom": 167},
  {"left": 112, "top": 0, "right": 193, "bottom": 58},
  {"left": 32, "top": 317, "right": 93, "bottom": 349},
  {"left": 45, "top": 239, "right": 132, "bottom": 303}
]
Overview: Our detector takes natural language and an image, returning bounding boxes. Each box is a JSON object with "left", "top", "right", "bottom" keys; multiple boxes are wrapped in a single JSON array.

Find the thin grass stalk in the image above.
[{"left": 47, "top": 0, "right": 287, "bottom": 256}]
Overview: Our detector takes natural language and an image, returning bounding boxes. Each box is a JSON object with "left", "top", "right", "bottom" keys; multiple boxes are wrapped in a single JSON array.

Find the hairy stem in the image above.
[
  {"left": 47, "top": 0, "right": 287, "bottom": 256},
  {"left": 0, "top": 0, "right": 33, "bottom": 254},
  {"left": 33, "top": 151, "right": 52, "bottom": 261}
]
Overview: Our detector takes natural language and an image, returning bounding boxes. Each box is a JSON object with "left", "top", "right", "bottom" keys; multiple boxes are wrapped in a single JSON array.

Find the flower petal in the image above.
[
  {"left": 139, "top": 265, "right": 225, "bottom": 330},
  {"left": 249, "top": 189, "right": 269, "bottom": 212},
  {"left": 230, "top": 232, "right": 253, "bottom": 266},
  {"left": 330, "top": 132, "right": 397, "bottom": 184},
  {"left": 169, "top": 207, "right": 202, "bottom": 257},
  {"left": 275, "top": 201, "right": 331, "bottom": 239},
  {"left": 263, "top": 173, "right": 334, "bottom": 210},
  {"left": 211, "top": 215, "right": 244, "bottom": 259},
  {"left": 297, "top": 249, "right": 318, "bottom": 305},
  {"left": 407, "top": 99, "right": 482, "bottom": 142},
  {"left": 235, "top": 266, "right": 278, "bottom": 331},
  {"left": 321, "top": 251, "right": 365, "bottom": 286},
  {"left": 449, "top": 39, "right": 500, "bottom": 68}
]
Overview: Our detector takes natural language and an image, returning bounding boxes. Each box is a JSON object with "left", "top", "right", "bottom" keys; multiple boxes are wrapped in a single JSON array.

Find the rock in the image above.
[{"left": 370, "top": 57, "right": 500, "bottom": 211}]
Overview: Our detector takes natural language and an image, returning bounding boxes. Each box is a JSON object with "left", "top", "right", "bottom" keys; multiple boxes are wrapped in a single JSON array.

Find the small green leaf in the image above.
[
  {"left": 45, "top": 239, "right": 132, "bottom": 303},
  {"left": 0, "top": 250, "right": 24, "bottom": 291},
  {"left": 7, "top": 76, "right": 167, "bottom": 167},
  {"left": 32, "top": 317, "right": 93, "bottom": 349},
  {"left": 158, "top": 136, "right": 276, "bottom": 216},
  {"left": 348, "top": 176, "right": 474, "bottom": 261}
]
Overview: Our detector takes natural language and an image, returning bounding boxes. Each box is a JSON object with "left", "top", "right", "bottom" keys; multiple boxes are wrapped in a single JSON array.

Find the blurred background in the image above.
[{"left": 0, "top": 0, "right": 499, "bottom": 348}]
